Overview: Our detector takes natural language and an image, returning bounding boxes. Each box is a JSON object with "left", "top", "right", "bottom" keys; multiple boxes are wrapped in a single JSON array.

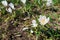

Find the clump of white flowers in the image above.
[
  {"left": 38, "top": 15, "right": 49, "bottom": 25},
  {"left": 31, "top": 15, "right": 49, "bottom": 26},
  {"left": 1, "top": 0, "right": 15, "bottom": 13},
  {"left": 31, "top": 20, "right": 38, "bottom": 27},
  {"left": 46, "top": 0, "right": 52, "bottom": 6},
  {"left": 1, "top": 0, "right": 8, "bottom": 7},
  {"left": 20, "top": 0, "right": 26, "bottom": 4}
]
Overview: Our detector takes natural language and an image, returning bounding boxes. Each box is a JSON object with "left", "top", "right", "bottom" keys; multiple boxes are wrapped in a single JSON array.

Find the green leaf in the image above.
[{"left": 52, "top": 0, "right": 58, "bottom": 5}]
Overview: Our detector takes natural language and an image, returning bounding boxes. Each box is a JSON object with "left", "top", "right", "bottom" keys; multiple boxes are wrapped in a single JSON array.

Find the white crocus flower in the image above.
[
  {"left": 30, "top": 30, "right": 33, "bottom": 33},
  {"left": 9, "top": 3, "right": 15, "bottom": 10},
  {"left": 32, "top": 20, "right": 38, "bottom": 27},
  {"left": 38, "top": 15, "right": 49, "bottom": 25},
  {"left": 22, "top": 27, "right": 28, "bottom": 31},
  {"left": 6, "top": 7, "right": 12, "bottom": 13},
  {"left": 1, "top": 0, "right": 8, "bottom": 6},
  {"left": 21, "top": 0, "right": 26, "bottom": 4},
  {"left": 46, "top": 0, "right": 52, "bottom": 6}
]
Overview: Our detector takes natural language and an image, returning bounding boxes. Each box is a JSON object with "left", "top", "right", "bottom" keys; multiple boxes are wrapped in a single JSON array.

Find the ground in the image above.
[{"left": 0, "top": 0, "right": 60, "bottom": 40}]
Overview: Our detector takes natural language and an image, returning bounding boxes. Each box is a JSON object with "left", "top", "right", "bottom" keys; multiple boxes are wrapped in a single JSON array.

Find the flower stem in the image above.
[
  {"left": 42, "top": 25, "right": 48, "bottom": 30},
  {"left": 36, "top": 36, "right": 38, "bottom": 40}
]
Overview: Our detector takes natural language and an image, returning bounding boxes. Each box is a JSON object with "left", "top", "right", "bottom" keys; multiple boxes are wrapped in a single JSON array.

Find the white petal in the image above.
[
  {"left": 32, "top": 20, "right": 37, "bottom": 27},
  {"left": 9, "top": 3, "right": 15, "bottom": 10},
  {"left": 38, "top": 15, "right": 42, "bottom": 22},
  {"left": 21, "top": 0, "right": 26, "bottom": 4},
  {"left": 46, "top": 17, "right": 49, "bottom": 23},
  {"left": 46, "top": 3, "right": 51, "bottom": 6},
  {"left": 32, "top": 24, "right": 37, "bottom": 27},
  {"left": 46, "top": 0, "right": 52, "bottom": 6},
  {"left": 42, "top": 16, "right": 46, "bottom": 19},
  {"left": 22, "top": 27, "right": 28, "bottom": 31},
  {"left": 32, "top": 20, "right": 36, "bottom": 24},
  {"left": 40, "top": 15, "right": 46, "bottom": 20},
  {"left": 39, "top": 15, "right": 42, "bottom": 20},
  {"left": 30, "top": 30, "right": 33, "bottom": 33},
  {"left": 1, "top": 0, "right": 8, "bottom": 6},
  {"left": 47, "top": 0, "right": 52, "bottom": 3},
  {"left": 39, "top": 15, "right": 46, "bottom": 22},
  {"left": 6, "top": 7, "right": 12, "bottom": 13}
]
